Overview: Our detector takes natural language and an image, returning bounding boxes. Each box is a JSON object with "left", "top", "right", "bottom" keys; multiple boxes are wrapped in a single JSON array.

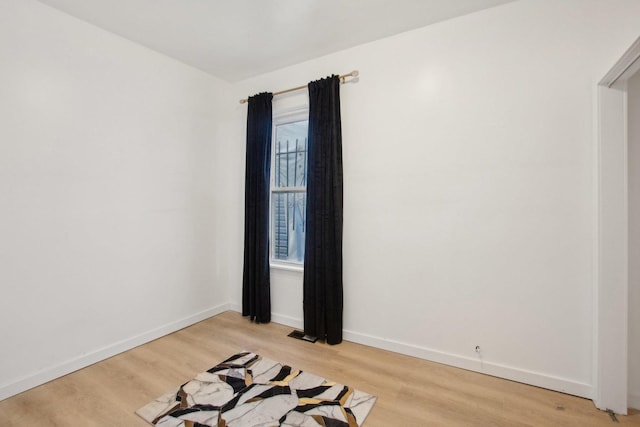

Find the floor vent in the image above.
[{"left": 288, "top": 330, "right": 318, "bottom": 343}]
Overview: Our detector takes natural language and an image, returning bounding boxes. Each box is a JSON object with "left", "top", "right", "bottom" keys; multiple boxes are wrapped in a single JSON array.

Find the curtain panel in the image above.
[
  {"left": 303, "top": 75, "right": 344, "bottom": 344},
  {"left": 242, "top": 92, "right": 273, "bottom": 323}
]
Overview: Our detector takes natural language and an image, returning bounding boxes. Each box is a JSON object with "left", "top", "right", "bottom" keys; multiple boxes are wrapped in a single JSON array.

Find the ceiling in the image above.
[{"left": 36, "top": 0, "right": 516, "bottom": 82}]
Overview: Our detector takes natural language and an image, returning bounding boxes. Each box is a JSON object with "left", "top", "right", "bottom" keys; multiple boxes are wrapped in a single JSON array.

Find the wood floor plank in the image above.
[{"left": 0, "top": 310, "right": 638, "bottom": 426}]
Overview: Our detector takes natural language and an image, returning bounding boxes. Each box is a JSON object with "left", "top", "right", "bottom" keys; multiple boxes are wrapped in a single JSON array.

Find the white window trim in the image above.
[
  {"left": 272, "top": 186, "right": 306, "bottom": 193},
  {"left": 269, "top": 106, "right": 308, "bottom": 270},
  {"left": 270, "top": 260, "right": 304, "bottom": 272}
]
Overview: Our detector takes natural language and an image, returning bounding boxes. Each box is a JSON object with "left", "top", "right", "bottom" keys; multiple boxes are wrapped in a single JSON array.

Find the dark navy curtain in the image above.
[
  {"left": 303, "top": 76, "right": 343, "bottom": 344},
  {"left": 242, "top": 92, "right": 273, "bottom": 323}
]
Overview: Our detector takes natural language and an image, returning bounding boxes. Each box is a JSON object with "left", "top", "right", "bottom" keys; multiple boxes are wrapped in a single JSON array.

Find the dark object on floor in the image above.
[
  {"left": 607, "top": 409, "right": 619, "bottom": 423},
  {"left": 288, "top": 330, "right": 318, "bottom": 343}
]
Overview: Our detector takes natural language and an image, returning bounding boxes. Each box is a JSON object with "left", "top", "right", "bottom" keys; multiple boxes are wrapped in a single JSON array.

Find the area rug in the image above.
[{"left": 136, "top": 351, "right": 377, "bottom": 426}]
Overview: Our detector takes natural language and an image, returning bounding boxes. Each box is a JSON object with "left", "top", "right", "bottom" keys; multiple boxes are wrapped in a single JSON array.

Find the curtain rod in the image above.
[{"left": 239, "top": 70, "right": 359, "bottom": 104}]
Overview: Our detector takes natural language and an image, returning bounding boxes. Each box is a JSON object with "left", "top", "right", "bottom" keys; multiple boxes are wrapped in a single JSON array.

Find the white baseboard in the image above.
[
  {"left": 630, "top": 392, "right": 640, "bottom": 410},
  {"left": 13, "top": 303, "right": 590, "bottom": 404},
  {"left": 341, "top": 328, "right": 593, "bottom": 399},
  {"left": 227, "top": 304, "right": 303, "bottom": 330},
  {"left": 0, "top": 303, "right": 232, "bottom": 402},
  {"left": 231, "top": 308, "right": 593, "bottom": 399},
  {"left": 271, "top": 313, "right": 303, "bottom": 330}
]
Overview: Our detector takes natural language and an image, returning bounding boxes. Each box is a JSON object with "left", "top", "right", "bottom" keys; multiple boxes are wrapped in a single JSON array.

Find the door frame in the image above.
[{"left": 595, "top": 36, "right": 640, "bottom": 415}]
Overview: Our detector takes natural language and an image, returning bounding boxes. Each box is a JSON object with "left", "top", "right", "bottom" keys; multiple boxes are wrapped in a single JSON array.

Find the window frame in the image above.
[{"left": 269, "top": 107, "right": 309, "bottom": 271}]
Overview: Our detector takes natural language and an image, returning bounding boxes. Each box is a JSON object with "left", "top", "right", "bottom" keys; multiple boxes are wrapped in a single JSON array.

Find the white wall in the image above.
[
  {"left": 229, "top": 0, "right": 640, "bottom": 398},
  {"left": 0, "top": 0, "right": 231, "bottom": 399},
  {"left": 628, "top": 71, "right": 640, "bottom": 410},
  {"left": 2, "top": 0, "right": 639, "bottom": 407}
]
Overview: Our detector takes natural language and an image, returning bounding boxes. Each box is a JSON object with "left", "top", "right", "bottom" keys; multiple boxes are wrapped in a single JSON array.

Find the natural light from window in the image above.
[{"left": 271, "top": 117, "right": 308, "bottom": 265}]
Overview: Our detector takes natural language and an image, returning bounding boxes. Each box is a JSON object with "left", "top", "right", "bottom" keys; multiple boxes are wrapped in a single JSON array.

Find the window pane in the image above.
[
  {"left": 272, "top": 192, "right": 306, "bottom": 263},
  {"left": 274, "top": 121, "right": 308, "bottom": 188}
]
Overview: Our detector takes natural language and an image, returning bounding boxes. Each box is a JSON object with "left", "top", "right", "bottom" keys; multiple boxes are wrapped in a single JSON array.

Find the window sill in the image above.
[{"left": 270, "top": 261, "right": 304, "bottom": 273}]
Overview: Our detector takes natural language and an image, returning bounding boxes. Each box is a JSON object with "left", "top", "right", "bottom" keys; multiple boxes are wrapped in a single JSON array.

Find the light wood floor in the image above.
[{"left": 0, "top": 311, "right": 637, "bottom": 426}]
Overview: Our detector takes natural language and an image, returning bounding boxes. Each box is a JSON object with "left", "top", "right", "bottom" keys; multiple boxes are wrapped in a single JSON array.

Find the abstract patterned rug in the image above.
[{"left": 136, "top": 351, "right": 377, "bottom": 426}]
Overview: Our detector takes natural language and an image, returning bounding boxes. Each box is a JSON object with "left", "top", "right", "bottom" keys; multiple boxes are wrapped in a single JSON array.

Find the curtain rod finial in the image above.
[
  {"left": 239, "top": 98, "right": 248, "bottom": 104},
  {"left": 351, "top": 70, "right": 359, "bottom": 77}
]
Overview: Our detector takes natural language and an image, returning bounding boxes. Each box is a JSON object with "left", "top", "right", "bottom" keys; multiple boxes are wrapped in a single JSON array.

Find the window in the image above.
[{"left": 271, "top": 112, "right": 308, "bottom": 265}]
